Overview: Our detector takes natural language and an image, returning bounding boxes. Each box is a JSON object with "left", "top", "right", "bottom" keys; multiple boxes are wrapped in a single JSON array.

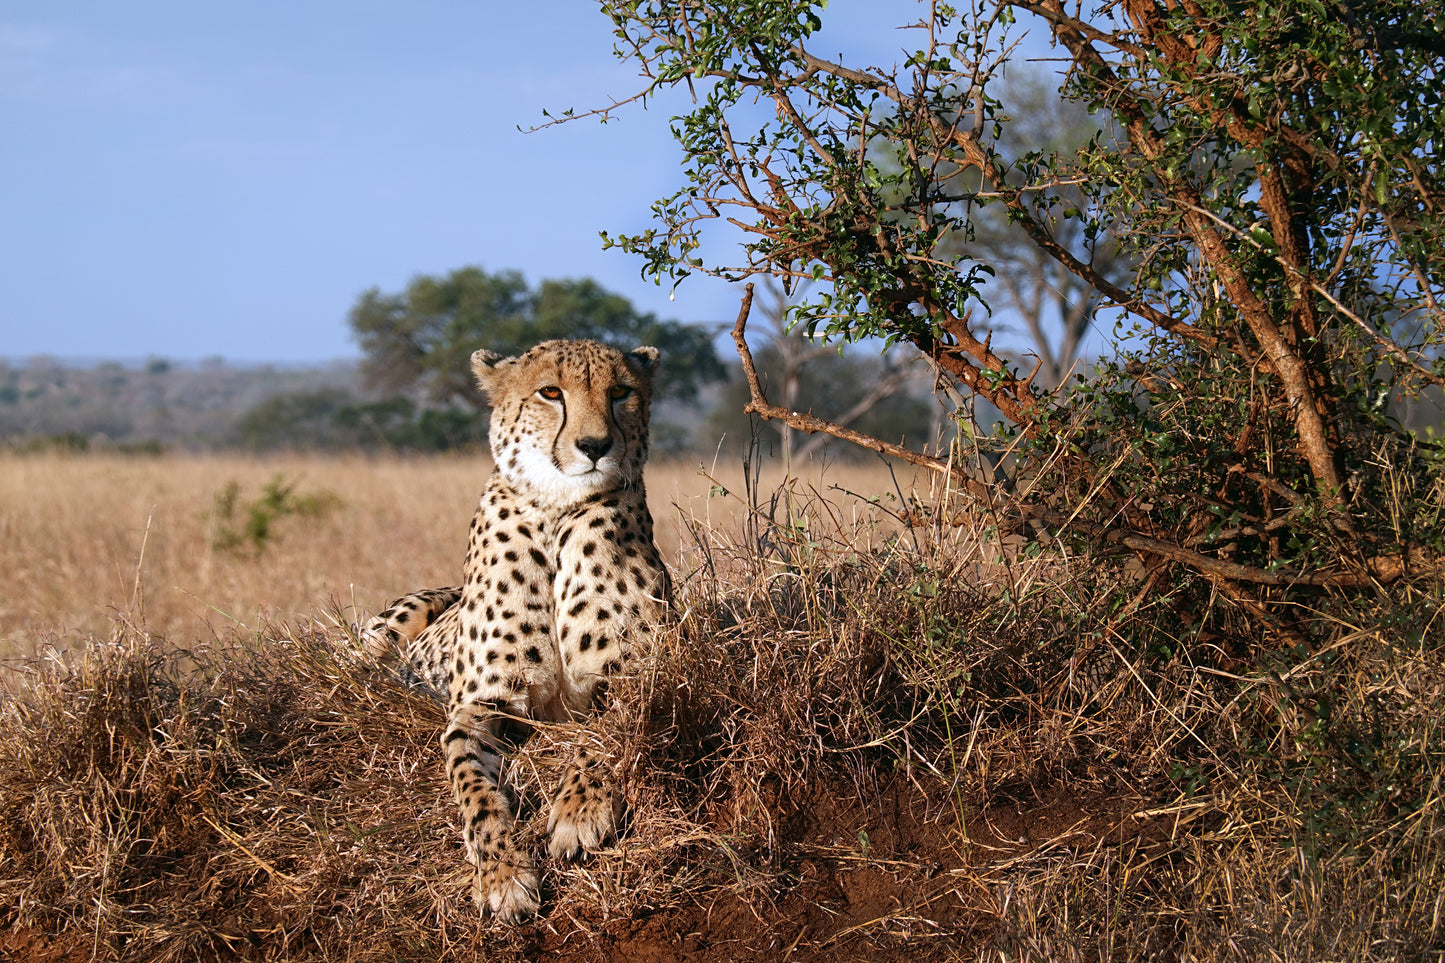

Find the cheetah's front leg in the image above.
[
  {"left": 545, "top": 498, "right": 668, "bottom": 860},
  {"left": 546, "top": 738, "right": 621, "bottom": 859},
  {"left": 442, "top": 704, "right": 540, "bottom": 921}
]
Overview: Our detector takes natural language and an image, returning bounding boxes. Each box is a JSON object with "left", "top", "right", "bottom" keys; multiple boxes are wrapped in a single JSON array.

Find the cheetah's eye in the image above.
[
  {"left": 537, "top": 386, "right": 563, "bottom": 401},
  {"left": 608, "top": 385, "right": 632, "bottom": 401}
]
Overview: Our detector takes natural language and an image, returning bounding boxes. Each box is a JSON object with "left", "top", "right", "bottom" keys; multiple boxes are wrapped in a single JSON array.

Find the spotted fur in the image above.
[{"left": 360, "top": 339, "right": 670, "bottom": 921}]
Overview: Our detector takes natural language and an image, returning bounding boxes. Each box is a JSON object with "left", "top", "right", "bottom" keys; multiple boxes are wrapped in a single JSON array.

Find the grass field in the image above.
[
  {"left": 0, "top": 451, "right": 930, "bottom": 660},
  {"left": 1, "top": 451, "right": 1441, "bottom": 961}
]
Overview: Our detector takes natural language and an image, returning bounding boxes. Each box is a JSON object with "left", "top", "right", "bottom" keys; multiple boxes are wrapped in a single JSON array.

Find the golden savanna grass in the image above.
[
  {"left": 0, "top": 451, "right": 925, "bottom": 660},
  {"left": 1, "top": 451, "right": 1442, "bottom": 961}
]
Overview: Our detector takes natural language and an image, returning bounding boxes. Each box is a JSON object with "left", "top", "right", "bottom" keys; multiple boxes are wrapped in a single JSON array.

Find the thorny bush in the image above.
[{"left": 583, "top": 0, "right": 1445, "bottom": 648}]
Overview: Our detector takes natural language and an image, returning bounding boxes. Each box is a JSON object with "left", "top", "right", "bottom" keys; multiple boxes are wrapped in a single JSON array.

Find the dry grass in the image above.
[
  {"left": 0, "top": 451, "right": 921, "bottom": 660},
  {"left": 1, "top": 452, "right": 1442, "bottom": 961},
  {"left": 0, "top": 452, "right": 476, "bottom": 658}
]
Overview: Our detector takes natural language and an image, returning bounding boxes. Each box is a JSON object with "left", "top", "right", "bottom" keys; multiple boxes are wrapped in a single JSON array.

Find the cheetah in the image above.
[{"left": 360, "top": 339, "right": 670, "bottom": 921}]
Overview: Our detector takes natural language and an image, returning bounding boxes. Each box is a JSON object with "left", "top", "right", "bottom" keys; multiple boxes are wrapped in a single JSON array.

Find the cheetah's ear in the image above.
[
  {"left": 471, "top": 349, "right": 514, "bottom": 398},
  {"left": 627, "top": 346, "right": 660, "bottom": 375}
]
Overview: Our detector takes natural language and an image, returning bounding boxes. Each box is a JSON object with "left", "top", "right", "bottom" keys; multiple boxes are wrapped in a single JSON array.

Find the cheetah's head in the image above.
[{"left": 472, "top": 339, "right": 659, "bottom": 506}]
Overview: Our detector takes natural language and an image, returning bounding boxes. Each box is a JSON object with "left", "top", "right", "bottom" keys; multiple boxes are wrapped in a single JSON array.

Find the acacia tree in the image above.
[
  {"left": 580, "top": 0, "right": 1443, "bottom": 636},
  {"left": 349, "top": 266, "right": 725, "bottom": 408}
]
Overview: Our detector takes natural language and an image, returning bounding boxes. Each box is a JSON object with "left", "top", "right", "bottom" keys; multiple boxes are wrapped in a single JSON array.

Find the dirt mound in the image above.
[{"left": 3, "top": 532, "right": 1441, "bottom": 961}]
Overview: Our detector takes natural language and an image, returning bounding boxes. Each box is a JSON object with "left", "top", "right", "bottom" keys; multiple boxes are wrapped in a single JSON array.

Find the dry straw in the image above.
[{"left": 1, "top": 456, "right": 1442, "bottom": 961}]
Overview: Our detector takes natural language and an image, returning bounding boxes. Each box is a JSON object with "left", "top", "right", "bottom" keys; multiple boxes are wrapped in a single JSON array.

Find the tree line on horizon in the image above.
[{"left": 0, "top": 266, "right": 948, "bottom": 459}]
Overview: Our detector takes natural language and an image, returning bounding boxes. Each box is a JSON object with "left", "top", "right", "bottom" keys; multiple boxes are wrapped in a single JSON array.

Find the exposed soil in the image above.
[
  {"left": 542, "top": 778, "right": 1147, "bottom": 961},
  {"left": 1, "top": 927, "right": 94, "bottom": 963}
]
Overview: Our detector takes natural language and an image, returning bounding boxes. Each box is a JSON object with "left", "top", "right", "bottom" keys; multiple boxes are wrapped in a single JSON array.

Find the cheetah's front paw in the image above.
[
  {"left": 547, "top": 769, "right": 620, "bottom": 860},
  {"left": 473, "top": 857, "right": 540, "bottom": 922}
]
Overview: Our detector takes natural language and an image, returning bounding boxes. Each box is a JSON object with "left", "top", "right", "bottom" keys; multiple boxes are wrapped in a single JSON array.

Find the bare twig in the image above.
[{"left": 728, "top": 284, "right": 992, "bottom": 497}]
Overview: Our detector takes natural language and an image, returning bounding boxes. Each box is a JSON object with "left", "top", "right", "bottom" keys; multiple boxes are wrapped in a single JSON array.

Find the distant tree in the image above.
[
  {"left": 235, "top": 389, "right": 354, "bottom": 451},
  {"left": 349, "top": 267, "right": 726, "bottom": 408},
  {"left": 235, "top": 389, "right": 480, "bottom": 452},
  {"left": 942, "top": 73, "right": 1133, "bottom": 389}
]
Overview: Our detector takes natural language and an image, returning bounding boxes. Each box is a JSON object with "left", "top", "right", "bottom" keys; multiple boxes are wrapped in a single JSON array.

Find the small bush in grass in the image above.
[{"left": 208, "top": 475, "right": 342, "bottom": 556}]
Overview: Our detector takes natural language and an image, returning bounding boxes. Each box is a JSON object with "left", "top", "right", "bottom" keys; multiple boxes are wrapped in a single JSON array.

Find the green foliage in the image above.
[
  {"left": 209, "top": 476, "right": 340, "bottom": 556},
  {"left": 348, "top": 266, "right": 726, "bottom": 407},
  {"left": 929, "top": 71, "right": 1134, "bottom": 388}
]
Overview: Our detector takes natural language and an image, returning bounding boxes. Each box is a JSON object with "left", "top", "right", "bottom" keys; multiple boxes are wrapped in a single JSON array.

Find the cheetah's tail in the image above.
[{"left": 357, "top": 586, "right": 464, "bottom": 662}]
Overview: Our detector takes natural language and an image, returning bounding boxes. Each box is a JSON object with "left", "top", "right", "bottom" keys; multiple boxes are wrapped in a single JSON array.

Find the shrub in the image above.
[{"left": 209, "top": 475, "right": 341, "bottom": 556}]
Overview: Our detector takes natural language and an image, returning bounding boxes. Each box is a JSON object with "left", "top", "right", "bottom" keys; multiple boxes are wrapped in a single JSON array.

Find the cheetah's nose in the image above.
[{"left": 575, "top": 436, "right": 613, "bottom": 463}]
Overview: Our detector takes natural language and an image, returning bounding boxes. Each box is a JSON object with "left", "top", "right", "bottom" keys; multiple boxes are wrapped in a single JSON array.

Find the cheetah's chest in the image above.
[{"left": 445, "top": 478, "right": 665, "bottom": 718}]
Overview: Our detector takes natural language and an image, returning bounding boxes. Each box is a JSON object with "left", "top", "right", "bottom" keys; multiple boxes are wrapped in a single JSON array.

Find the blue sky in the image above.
[{"left": 1, "top": 1, "right": 929, "bottom": 363}]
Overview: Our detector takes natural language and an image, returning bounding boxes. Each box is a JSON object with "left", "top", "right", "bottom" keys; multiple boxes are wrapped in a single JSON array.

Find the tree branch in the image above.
[
  {"left": 793, "top": 363, "right": 918, "bottom": 461},
  {"left": 790, "top": 45, "right": 1215, "bottom": 350},
  {"left": 728, "top": 284, "right": 989, "bottom": 496},
  {"left": 730, "top": 285, "right": 1436, "bottom": 589}
]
